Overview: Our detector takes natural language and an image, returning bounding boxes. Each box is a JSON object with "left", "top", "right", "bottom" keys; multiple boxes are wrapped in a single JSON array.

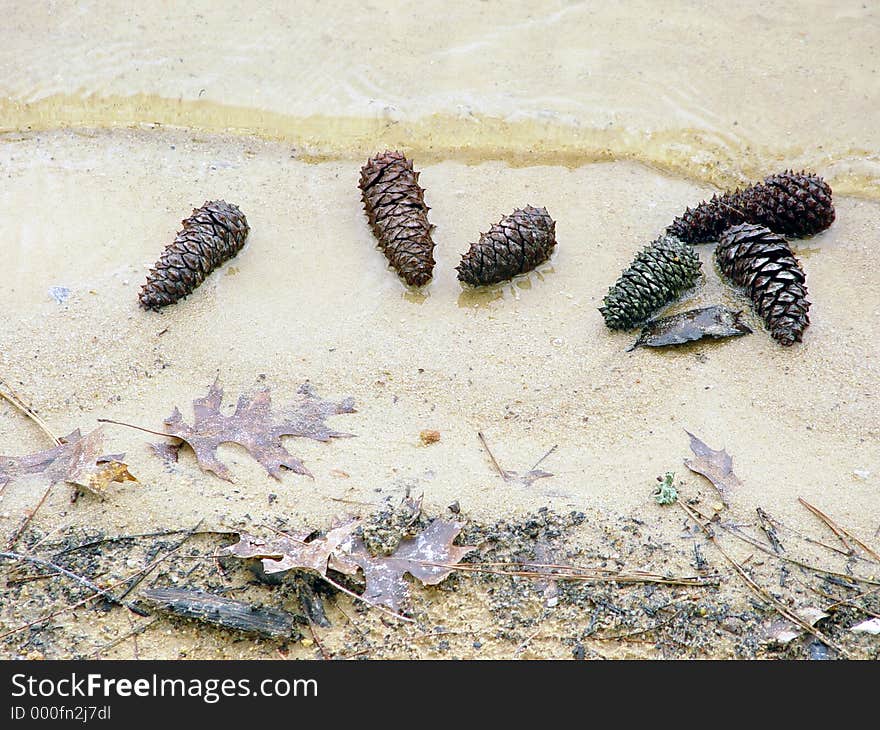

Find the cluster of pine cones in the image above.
[
  {"left": 139, "top": 151, "right": 558, "bottom": 309},
  {"left": 359, "top": 151, "right": 557, "bottom": 288},
  {"left": 137, "top": 164, "right": 834, "bottom": 349},
  {"left": 599, "top": 171, "right": 834, "bottom": 346}
]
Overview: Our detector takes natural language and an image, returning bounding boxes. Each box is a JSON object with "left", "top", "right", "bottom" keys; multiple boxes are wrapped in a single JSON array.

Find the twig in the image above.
[
  {"left": 305, "top": 615, "right": 330, "bottom": 660},
  {"left": 319, "top": 573, "right": 414, "bottom": 623},
  {"left": 723, "top": 524, "right": 880, "bottom": 585},
  {"left": 0, "top": 551, "right": 148, "bottom": 616},
  {"left": 799, "top": 497, "right": 880, "bottom": 563},
  {"left": 764, "top": 512, "right": 851, "bottom": 556},
  {"left": 94, "top": 617, "right": 159, "bottom": 658},
  {"left": 96, "top": 418, "right": 174, "bottom": 439},
  {"left": 798, "top": 497, "right": 855, "bottom": 555},
  {"left": 477, "top": 431, "right": 509, "bottom": 480},
  {"left": 593, "top": 610, "right": 683, "bottom": 642},
  {"left": 414, "top": 559, "right": 717, "bottom": 587},
  {"left": 679, "top": 500, "right": 849, "bottom": 657},
  {"left": 331, "top": 596, "right": 368, "bottom": 637},
  {"left": 116, "top": 519, "right": 203, "bottom": 600},
  {"left": 529, "top": 444, "right": 558, "bottom": 473},
  {"left": 514, "top": 624, "right": 543, "bottom": 657},
  {"left": 0, "top": 379, "right": 61, "bottom": 445},
  {"left": 53, "top": 528, "right": 234, "bottom": 557},
  {"left": 6, "top": 483, "right": 53, "bottom": 550}
]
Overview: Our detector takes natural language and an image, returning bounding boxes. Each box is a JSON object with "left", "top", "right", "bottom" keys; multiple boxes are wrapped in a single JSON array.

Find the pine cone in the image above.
[
  {"left": 667, "top": 170, "right": 834, "bottom": 244},
  {"left": 456, "top": 205, "right": 556, "bottom": 286},
  {"left": 600, "top": 235, "right": 702, "bottom": 330},
  {"left": 715, "top": 223, "right": 810, "bottom": 346},
  {"left": 359, "top": 151, "right": 435, "bottom": 287},
  {"left": 139, "top": 200, "right": 249, "bottom": 311}
]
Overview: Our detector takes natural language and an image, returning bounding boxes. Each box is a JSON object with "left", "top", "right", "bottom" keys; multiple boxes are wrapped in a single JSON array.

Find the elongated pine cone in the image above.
[
  {"left": 139, "top": 200, "right": 249, "bottom": 311},
  {"left": 359, "top": 151, "right": 435, "bottom": 287},
  {"left": 667, "top": 170, "right": 834, "bottom": 244},
  {"left": 456, "top": 205, "right": 556, "bottom": 286},
  {"left": 715, "top": 223, "right": 810, "bottom": 346},
  {"left": 600, "top": 235, "right": 702, "bottom": 330}
]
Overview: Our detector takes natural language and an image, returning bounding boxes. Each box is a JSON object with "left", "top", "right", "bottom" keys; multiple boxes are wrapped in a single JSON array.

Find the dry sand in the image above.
[{"left": 0, "top": 1, "right": 877, "bottom": 660}]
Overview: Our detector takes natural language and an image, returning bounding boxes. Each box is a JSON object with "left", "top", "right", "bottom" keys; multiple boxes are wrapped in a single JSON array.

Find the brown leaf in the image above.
[
  {"left": 628, "top": 305, "right": 752, "bottom": 351},
  {"left": 223, "top": 517, "right": 475, "bottom": 613},
  {"left": 683, "top": 430, "right": 742, "bottom": 505},
  {"left": 342, "top": 519, "right": 475, "bottom": 611},
  {"left": 0, "top": 427, "right": 137, "bottom": 497},
  {"left": 160, "top": 379, "right": 356, "bottom": 481},
  {"left": 224, "top": 518, "right": 360, "bottom": 576}
]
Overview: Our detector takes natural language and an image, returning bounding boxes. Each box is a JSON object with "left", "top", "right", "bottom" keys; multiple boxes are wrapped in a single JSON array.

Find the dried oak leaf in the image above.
[
  {"left": 224, "top": 518, "right": 475, "bottom": 613},
  {"left": 160, "top": 380, "right": 355, "bottom": 481},
  {"left": 0, "top": 427, "right": 136, "bottom": 497},
  {"left": 336, "top": 519, "right": 475, "bottom": 612},
  {"left": 683, "top": 430, "right": 742, "bottom": 505},
  {"left": 223, "top": 518, "right": 360, "bottom": 576}
]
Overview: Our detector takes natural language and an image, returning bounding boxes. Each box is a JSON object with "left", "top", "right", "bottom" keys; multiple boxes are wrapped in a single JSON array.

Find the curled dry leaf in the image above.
[
  {"left": 0, "top": 427, "right": 136, "bottom": 498},
  {"left": 158, "top": 379, "right": 355, "bottom": 481},
  {"left": 628, "top": 305, "right": 752, "bottom": 351},
  {"left": 223, "top": 518, "right": 475, "bottom": 613},
  {"left": 683, "top": 430, "right": 742, "bottom": 506}
]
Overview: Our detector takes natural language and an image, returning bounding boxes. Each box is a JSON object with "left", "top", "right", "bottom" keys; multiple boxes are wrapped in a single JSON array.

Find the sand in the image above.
[{"left": 0, "top": 1, "right": 877, "bottom": 660}]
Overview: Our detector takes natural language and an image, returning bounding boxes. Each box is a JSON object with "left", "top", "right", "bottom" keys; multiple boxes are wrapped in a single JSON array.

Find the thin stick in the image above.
[
  {"left": 95, "top": 616, "right": 158, "bottom": 658},
  {"left": 305, "top": 615, "right": 330, "bottom": 660},
  {"left": 0, "top": 551, "right": 148, "bottom": 616},
  {"left": 0, "top": 379, "right": 61, "bottom": 445},
  {"left": 798, "top": 497, "right": 880, "bottom": 563},
  {"left": 0, "top": 547, "right": 180, "bottom": 641},
  {"left": 514, "top": 624, "right": 543, "bottom": 657},
  {"left": 764, "top": 512, "right": 852, "bottom": 556},
  {"left": 53, "top": 528, "right": 234, "bottom": 556},
  {"left": 6, "top": 483, "right": 53, "bottom": 550},
  {"left": 331, "top": 596, "right": 368, "bottom": 637},
  {"left": 679, "top": 500, "right": 848, "bottom": 657},
  {"left": 798, "top": 497, "right": 855, "bottom": 554},
  {"left": 477, "top": 431, "right": 509, "bottom": 480},
  {"left": 319, "top": 573, "right": 414, "bottom": 623},
  {"left": 724, "top": 525, "right": 880, "bottom": 584},
  {"left": 529, "top": 444, "right": 558, "bottom": 473},
  {"left": 116, "top": 519, "right": 203, "bottom": 600},
  {"left": 96, "top": 418, "right": 173, "bottom": 439},
  {"left": 413, "top": 560, "right": 717, "bottom": 587}
]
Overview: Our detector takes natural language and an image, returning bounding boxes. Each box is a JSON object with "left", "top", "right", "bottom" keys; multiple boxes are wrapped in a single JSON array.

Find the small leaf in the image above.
[
  {"left": 629, "top": 305, "right": 752, "bottom": 351},
  {"left": 683, "top": 430, "right": 742, "bottom": 505}
]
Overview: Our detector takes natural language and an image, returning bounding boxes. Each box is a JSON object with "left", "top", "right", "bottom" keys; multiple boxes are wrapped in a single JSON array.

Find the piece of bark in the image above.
[{"left": 140, "top": 587, "right": 301, "bottom": 639}]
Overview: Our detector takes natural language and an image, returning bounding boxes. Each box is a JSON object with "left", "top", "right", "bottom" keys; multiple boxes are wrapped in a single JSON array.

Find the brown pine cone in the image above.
[
  {"left": 715, "top": 223, "right": 810, "bottom": 346},
  {"left": 667, "top": 170, "right": 834, "bottom": 244},
  {"left": 359, "top": 151, "right": 435, "bottom": 287},
  {"left": 456, "top": 205, "right": 556, "bottom": 286},
  {"left": 139, "top": 200, "right": 249, "bottom": 311}
]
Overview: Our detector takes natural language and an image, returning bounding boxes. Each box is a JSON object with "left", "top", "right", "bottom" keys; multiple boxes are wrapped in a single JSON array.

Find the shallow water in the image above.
[
  {"left": 1, "top": 2, "right": 878, "bottom": 659},
  {"left": 2, "top": 1, "right": 879, "bottom": 196}
]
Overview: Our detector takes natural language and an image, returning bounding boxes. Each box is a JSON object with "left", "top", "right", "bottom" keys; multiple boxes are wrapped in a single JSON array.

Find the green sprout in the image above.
[{"left": 654, "top": 472, "right": 679, "bottom": 505}]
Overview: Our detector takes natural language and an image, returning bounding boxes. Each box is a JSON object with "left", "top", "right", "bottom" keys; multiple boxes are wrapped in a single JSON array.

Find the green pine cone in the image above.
[{"left": 600, "top": 235, "right": 702, "bottom": 330}]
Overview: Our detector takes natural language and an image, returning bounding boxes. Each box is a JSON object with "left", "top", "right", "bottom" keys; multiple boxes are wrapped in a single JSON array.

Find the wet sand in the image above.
[{"left": 1, "top": 2, "right": 878, "bottom": 659}]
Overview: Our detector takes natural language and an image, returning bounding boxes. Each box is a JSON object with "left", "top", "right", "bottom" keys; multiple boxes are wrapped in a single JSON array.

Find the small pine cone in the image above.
[
  {"left": 139, "top": 200, "right": 249, "bottom": 311},
  {"left": 600, "top": 235, "right": 702, "bottom": 330},
  {"left": 359, "top": 151, "right": 435, "bottom": 287},
  {"left": 667, "top": 170, "right": 834, "bottom": 244},
  {"left": 456, "top": 205, "right": 556, "bottom": 286},
  {"left": 715, "top": 223, "right": 810, "bottom": 346}
]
